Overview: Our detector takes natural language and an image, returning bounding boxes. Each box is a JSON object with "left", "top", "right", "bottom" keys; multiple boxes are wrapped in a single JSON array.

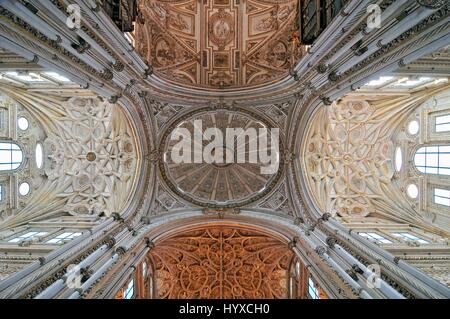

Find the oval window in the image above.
[
  {"left": 35, "top": 143, "right": 43, "bottom": 168},
  {"left": 19, "top": 182, "right": 30, "bottom": 196},
  {"left": 406, "top": 184, "right": 419, "bottom": 199},
  {"left": 407, "top": 120, "right": 419, "bottom": 135},
  {"left": 18, "top": 117, "right": 29, "bottom": 131},
  {"left": 395, "top": 147, "right": 403, "bottom": 172}
]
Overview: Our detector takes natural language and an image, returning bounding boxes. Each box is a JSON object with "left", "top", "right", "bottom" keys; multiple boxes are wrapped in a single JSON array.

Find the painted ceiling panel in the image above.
[{"left": 134, "top": 0, "right": 304, "bottom": 88}]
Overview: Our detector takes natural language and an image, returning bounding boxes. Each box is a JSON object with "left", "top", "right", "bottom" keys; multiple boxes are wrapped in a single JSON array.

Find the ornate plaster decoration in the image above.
[
  {"left": 301, "top": 87, "right": 450, "bottom": 236},
  {"left": 149, "top": 226, "right": 293, "bottom": 298},
  {"left": 152, "top": 182, "right": 189, "bottom": 214},
  {"left": 254, "top": 182, "right": 294, "bottom": 217},
  {"left": 0, "top": 94, "right": 46, "bottom": 221},
  {"left": 0, "top": 87, "right": 139, "bottom": 229},
  {"left": 135, "top": 0, "right": 304, "bottom": 88},
  {"left": 43, "top": 97, "right": 138, "bottom": 217}
]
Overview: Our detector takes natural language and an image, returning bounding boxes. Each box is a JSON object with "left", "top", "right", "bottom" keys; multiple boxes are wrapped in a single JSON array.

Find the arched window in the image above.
[
  {"left": 0, "top": 142, "right": 23, "bottom": 171},
  {"left": 124, "top": 279, "right": 134, "bottom": 299},
  {"left": 308, "top": 277, "right": 320, "bottom": 299},
  {"left": 414, "top": 145, "right": 450, "bottom": 176}
]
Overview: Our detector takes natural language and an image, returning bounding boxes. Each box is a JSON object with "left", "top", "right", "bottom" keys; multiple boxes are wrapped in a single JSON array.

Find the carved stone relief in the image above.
[
  {"left": 0, "top": 91, "right": 139, "bottom": 229},
  {"left": 302, "top": 89, "right": 450, "bottom": 236},
  {"left": 150, "top": 226, "right": 293, "bottom": 298}
]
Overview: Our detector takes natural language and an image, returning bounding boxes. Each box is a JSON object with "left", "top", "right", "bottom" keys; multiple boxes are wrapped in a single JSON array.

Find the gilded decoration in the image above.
[{"left": 135, "top": 0, "right": 303, "bottom": 88}]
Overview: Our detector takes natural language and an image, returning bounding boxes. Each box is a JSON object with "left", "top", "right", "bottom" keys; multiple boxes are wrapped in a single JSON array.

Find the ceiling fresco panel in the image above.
[{"left": 135, "top": 0, "right": 302, "bottom": 88}]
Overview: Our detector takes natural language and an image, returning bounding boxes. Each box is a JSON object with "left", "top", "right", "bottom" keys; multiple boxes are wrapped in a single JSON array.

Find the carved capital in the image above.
[
  {"left": 111, "top": 212, "right": 124, "bottom": 222},
  {"left": 320, "top": 95, "right": 333, "bottom": 106},
  {"left": 106, "top": 236, "right": 116, "bottom": 248},
  {"left": 145, "top": 238, "right": 155, "bottom": 249},
  {"left": 293, "top": 92, "right": 303, "bottom": 99},
  {"left": 317, "top": 63, "right": 328, "bottom": 73},
  {"left": 326, "top": 236, "right": 337, "bottom": 248},
  {"left": 328, "top": 71, "right": 339, "bottom": 82},
  {"left": 288, "top": 236, "right": 299, "bottom": 249},
  {"left": 320, "top": 213, "right": 331, "bottom": 222},
  {"left": 143, "top": 65, "right": 153, "bottom": 78},
  {"left": 108, "top": 94, "right": 122, "bottom": 104},
  {"left": 346, "top": 269, "right": 358, "bottom": 281},
  {"left": 352, "top": 264, "right": 364, "bottom": 274},
  {"left": 138, "top": 90, "right": 148, "bottom": 98},
  {"left": 101, "top": 68, "right": 114, "bottom": 80},
  {"left": 72, "top": 39, "right": 91, "bottom": 54},
  {"left": 113, "top": 61, "right": 125, "bottom": 72},
  {"left": 398, "top": 59, "right": 406, "bottom": 67},
  {"left": 289, "top": 68, "right": 299, "bottom": 81},
  {"left": 315, "top": 245, "right": 326, "bottom": 256},
  {"left": 141, "top": 216, "right": 151, "bottom": 225},
  {"left": 92, "top": 1, "right": 102, "bottom": 12},
  {"left": 115, "top": 246, "right": 127, "bottom": 256}
]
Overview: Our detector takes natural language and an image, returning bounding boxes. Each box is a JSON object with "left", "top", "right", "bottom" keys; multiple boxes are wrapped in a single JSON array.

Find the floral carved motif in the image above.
[{"left": 150, "top": 226, "right": 293, "bottom": 299}]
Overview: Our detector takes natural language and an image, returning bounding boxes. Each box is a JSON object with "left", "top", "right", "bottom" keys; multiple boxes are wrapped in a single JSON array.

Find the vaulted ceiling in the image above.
[
  {"left": 134, "top": 0, "right": 303, "bottom": 89},
  {"left": 149, "top": 225, "right": 293, "bottom": 299}
]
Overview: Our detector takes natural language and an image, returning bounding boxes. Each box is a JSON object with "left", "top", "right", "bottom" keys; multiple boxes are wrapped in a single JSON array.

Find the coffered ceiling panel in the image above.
[{"left": 135, "top": 0, "right": 302, "bottom": 88}]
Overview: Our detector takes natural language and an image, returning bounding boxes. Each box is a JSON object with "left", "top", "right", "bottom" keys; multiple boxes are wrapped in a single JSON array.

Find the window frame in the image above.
[
  {"left": 358, "top": 232, "right": 393, "bottom": 244},
  {"left": 413, "top": 145, "right": 450, "bottom": 176},
  {"left": 307, "top": 277, "right": 319, "bottom": 299},
  {"left": 7, "top": 230, "right": 49, "bottom": 243},
  {"left": 391, "top": 232, "right": 429, "bottom": 244},
  {"left": 435, "top": 114, "right": 450, "bottom": 133},
  {"left": 124, "top": 279, "right": 134, "bottom": 299},
  {"left": 433, "top": 187, "right": 450, "bottom": 207},
  {"left": 0, "top": 141, "right": 25, "bottom": 172},
  {"left": 45, "top": 231, "right": 83, "bottom": 244}
]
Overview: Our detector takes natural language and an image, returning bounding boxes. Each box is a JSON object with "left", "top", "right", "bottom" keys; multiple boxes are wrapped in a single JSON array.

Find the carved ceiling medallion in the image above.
[{"left": 158, "top": 107, "right": 284, "bottom": 208}]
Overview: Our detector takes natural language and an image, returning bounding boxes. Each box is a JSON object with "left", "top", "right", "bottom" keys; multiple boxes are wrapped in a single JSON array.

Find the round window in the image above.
[
  {"left": 17, "top": 117, "right": 29, "bottom": 131},
  {"left": 19, "top": 182, "right": 30, "bottom": 196},
  {"left": 407, "top": 120, "right": 419, "bottom": 135},
  {"left": 406, "top": 184, "right": 418, "bottom": 199}
]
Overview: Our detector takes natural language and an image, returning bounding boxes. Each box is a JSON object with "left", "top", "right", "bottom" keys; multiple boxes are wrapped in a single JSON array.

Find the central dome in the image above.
[{"left": 159, "top": 108, "right": 283, "bottom": 207}]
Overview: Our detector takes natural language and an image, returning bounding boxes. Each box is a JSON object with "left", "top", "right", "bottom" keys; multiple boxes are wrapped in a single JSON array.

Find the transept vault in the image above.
[{"left": 0, "top": 0, "right": 449, "bottom": 300}]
